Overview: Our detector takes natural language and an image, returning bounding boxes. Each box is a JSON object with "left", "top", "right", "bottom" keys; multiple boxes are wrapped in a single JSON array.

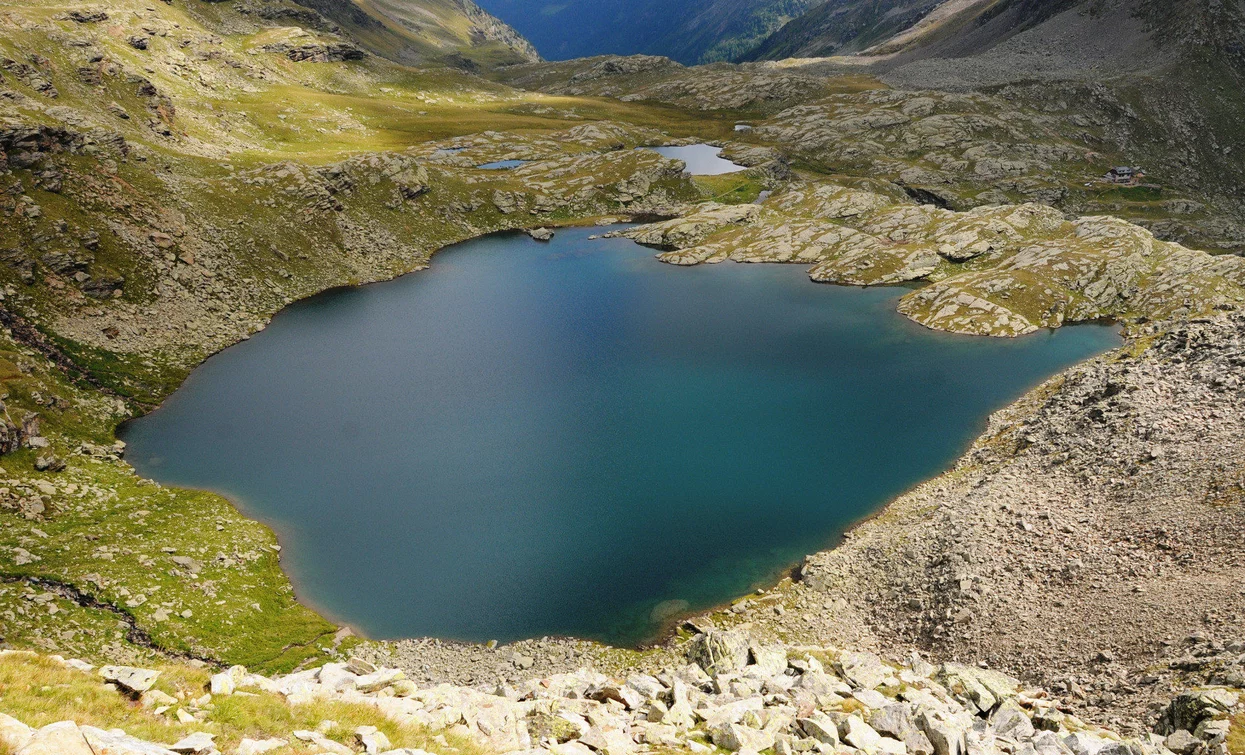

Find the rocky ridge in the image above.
[
  {"left": 609, "top": 181, "right": 1245, "bottom": 336},
  {"left": 494, "top": 59, "right": 1245, "bottom": 254}
]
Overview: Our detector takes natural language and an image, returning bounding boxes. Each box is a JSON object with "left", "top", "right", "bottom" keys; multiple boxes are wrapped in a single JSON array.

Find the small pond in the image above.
[
  {"left": 121, "top": 227, "right": 1119, "bottom": 646},
  {"left": 644, "top": 144, "right": 746, "bottom": 175},
  {"left": 477, "top": 159, "right": 525, "bottom": 170}
]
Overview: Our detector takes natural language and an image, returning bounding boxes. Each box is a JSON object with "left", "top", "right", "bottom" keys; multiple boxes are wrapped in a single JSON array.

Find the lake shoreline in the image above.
[
  {"left": 121, "top": 224, "right": 1118, "bottom": 650},
  {"left": 362, "top": 311, "right": 1245, "bottom": 736}
]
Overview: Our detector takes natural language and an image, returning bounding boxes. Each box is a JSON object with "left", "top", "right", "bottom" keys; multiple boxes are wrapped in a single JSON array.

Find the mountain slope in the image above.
[
  {"left": 740, "top": 0, "right": 946, "bottom": 60},
  {"left": 471, "top": 0, "right": 816, "bottom": 63},
  {"left": 741, "top": 0, "right": 1245, "bottom": 246},
  {"left": 288, "top": 0, "right": 540, "bottom": 66},
  {"left": 872, "top": 0, "right": 1245, "bottom": 219}
]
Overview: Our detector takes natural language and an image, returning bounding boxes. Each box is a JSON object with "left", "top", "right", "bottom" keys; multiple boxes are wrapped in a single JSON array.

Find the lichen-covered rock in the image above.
[
  {"left": 687, "top": 629, "right": 751, "bottom": 676},
  {"left": 936, "top": 663, "right": 1021, "bottom": 714},
  {"left": 1157, "top": 688, "right": 1240, "bottom": 735}
]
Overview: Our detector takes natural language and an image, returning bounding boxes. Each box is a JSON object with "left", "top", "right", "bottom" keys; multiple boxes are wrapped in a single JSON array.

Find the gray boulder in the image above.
[
  {"left": 1157, "top": 689, "right": 1239, "bottom": 735},
  {"left": 99, "top": 666, "right": 160, "bottom": 695},
  {"left": 688, "top": 630, "right": 751, "bottom": 677},
  {"left": 935, "top": 664, "right": 1021, "bottom": 714},
  {"left": 990, "top": 701, "right": 1036, "bottom": 741}
]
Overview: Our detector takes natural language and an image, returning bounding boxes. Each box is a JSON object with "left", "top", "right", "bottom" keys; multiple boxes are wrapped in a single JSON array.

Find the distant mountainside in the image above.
[
  {"left": 746, "top": 0, "right": 1244, "bottom": 71},
  {"left": 471, "top": 0, "right": 816, "bottom": 63},
  {"left": 743, "top": 0, "right": 1245, "bottom": 244},
  {"left": 289, "top": 0, "right": 540, "bottom": 66},
  {"left": 739, "top": 0, "right": 944, "bottom": 60}
]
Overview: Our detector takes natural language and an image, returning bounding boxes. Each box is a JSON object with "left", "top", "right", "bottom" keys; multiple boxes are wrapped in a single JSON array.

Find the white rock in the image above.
[
  {"left": 169, "top": 731, "right": 215, "bottom": 754},
  {"left": 234, "top": 738, "right": 287, "bottom": 755},
  {"left": 210, "top": 672, "right": 236, "bottom": 696},
  {"left": 799, "top": 715, "right": 840, "bottom": 745},
  {"left": 356, "top": 668, "right": 405, "bottom": 694},
  {"left": 17, "top": 721, "right": 94, "bottom": 755},
  {"left": 81, "top": 725, "right": 179, "bottom": 754},
  {"left": 99, "top": 666, "right": 161, "bottom": 694},
  {"left": 356, "top": 725, "right": 391, "bottom": 754},
  {"left": 854, "top": 689, "right": 891, "bottom": 711},
  {"left": 916, "top": 711, "right": 967, "bottom": 755},
  {"left": 318, "top": 663, "right": 358, "bottom": 692},
  {"left": 841, "top": 716, "right": 885, "bottom": 754},
  {"left": 838, "top": 652, "right": 889, "bottom": 690},
  {"left": 579, "top": 726, "right": 637, "bottom": 755},
  {"left": 711, "top": 722, "right": 775, "bottom": 753},
  {"left": 0, "top": 713, "right": 33, "bottom": 752},
  {"left": 140, "top": 690, "right": 178, "bottom": 709}
]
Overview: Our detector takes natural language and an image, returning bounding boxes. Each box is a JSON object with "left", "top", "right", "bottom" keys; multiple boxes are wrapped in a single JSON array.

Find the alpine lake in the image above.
[{"left": 121, "top": 150, "right": 1120, "bottom": 646}]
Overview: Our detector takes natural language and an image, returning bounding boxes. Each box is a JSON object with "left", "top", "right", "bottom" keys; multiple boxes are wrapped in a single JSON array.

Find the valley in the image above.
[{"left": 0, "top": 0, "right": 1243, "bottom": 754}]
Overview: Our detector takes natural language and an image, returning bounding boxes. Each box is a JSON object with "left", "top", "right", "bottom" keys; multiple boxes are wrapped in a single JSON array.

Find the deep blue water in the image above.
[
  {"left": 645, "top": 145, "right": 745, "bottom": 175},
  {"left": 121, "top": 227, "right": 1119, "bottom": 646}
]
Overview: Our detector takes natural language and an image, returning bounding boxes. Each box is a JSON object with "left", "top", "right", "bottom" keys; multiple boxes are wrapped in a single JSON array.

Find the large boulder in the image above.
[
  {"left": 0, "top": 713, "right": 32, "bottom": 751},
  {"left": 916, "top": 711, "right": 968, "bottom": 755},
  {"left": 81, "top": 726, "right": 179, "bottom": 754},
  {"left": 1157, "top": 689, "right": 1239, "bottom": 735},
  {"left": 837, "top": 651, "right": 890, "bottom": 690},
  {"left": 748, "top": 642, "right": 788, "bottom": 677},
  {"left": 989, "top": 701, "right": 1035, "bottom": 741},
  {"left": 16, "top": 721, "right": 94, "bottom": 755},
  {"left": 799, "top": 714, "right": 840, "bottom": 745},
  {"left": 687, "top": 630, "right": 751, "bottom": 677},
  {"left": 99, "top": 666, "right": 160, "bottom": 695},
  {"left": 711, "top": 721, "right": 775, "bottom": 752},
  {"left": 168, "top": 732, "right": 215, "bottom": 754},
  {"left": 840, "top": 715, "right": 886, "bottom": 753},
  {"left": 873, "top": 704, "right": 935, "bottom": 755},
  {"left": 935, "top": 664, "right": 1021, "bottom": 715}
]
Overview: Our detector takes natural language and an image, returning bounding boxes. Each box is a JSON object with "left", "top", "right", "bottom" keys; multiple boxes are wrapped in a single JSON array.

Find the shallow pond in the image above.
[
  {"left": 644, "top": 145, "right": 745, "bottom": 175},
  {"left": 121, "top": 227, "right": 1119, "bottom": 645},
  {"left": 477, "top": 159, "right": 525, "bottom": 170}
]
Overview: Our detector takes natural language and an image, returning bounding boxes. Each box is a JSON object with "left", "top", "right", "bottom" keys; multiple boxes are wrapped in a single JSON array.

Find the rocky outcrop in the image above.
[
  {"left": 261, "top": 40, "right": 366, "bottom": 62},
  {"left": 496, "top": 58, "right": 828, "bottom": 113},
  {"left": 613, "top": 181, "right": 1245, "bottom": 337},
  {"left": 606, "top": 203, "right": 759, "bottom": 249},
  {"left": 453, "top": 0, "right": 541, "bottom": 62}
]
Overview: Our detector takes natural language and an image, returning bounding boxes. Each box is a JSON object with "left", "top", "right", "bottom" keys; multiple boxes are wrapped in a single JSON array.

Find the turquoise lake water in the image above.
[{"left": 120, "top": 227, "right": 1120, "bottom": 646}]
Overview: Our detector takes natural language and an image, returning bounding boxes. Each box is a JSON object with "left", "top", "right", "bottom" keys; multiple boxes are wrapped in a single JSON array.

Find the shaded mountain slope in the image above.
[
  {"left": 740, "top": 0, "right": 947, "bottom": 60},
  {"left": 472, "top": 0, "right": 817, "bottom": 63},
  {"left": 287, "top": 0, "right": 539, "bottom": 66}
]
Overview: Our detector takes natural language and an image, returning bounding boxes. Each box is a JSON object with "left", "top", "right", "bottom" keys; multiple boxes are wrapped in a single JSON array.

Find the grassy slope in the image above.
[{"left": 0, "top": 652, "right": 489, "bottom": 755}]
